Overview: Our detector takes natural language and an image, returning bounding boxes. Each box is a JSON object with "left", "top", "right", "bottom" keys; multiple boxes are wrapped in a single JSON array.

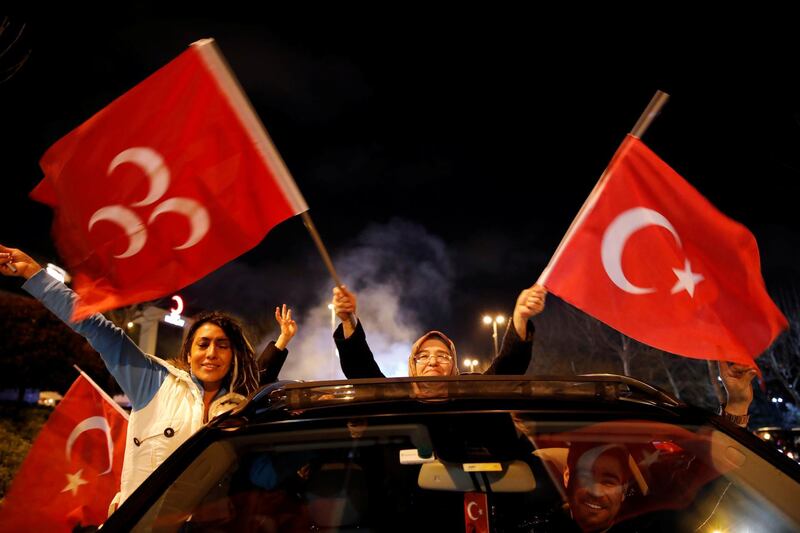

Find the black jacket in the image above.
[
  {"left": 333, "top": 319, "right": 535, "bottom": 378},
  {"left": 257, "top": 341, "right": 289, "bottom": 384}
]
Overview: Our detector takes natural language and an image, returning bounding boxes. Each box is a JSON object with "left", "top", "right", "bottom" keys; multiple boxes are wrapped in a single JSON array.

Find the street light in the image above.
[
  {"left": 326, "top": 303, "right": 341, "bottom": 377},
  {"left": 462, "top": 358, "right": 478, "bottom": 373},
  {"left": 327, "top": 303, "right": 339, "bottom": 359},
  {"left": 327, "top": 303, "right": 336, "bottom": 332},
  {"left": 482, "top": 314, "right": 506, "bottom": 356}
]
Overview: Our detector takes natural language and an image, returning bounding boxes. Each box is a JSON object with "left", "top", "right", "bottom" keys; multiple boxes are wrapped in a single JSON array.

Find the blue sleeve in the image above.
[{"left": 22, "top": 269, "right": 167, "bottom": 410}]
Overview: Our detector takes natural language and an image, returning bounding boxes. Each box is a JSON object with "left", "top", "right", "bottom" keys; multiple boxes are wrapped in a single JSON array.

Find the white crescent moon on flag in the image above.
[
  {"left": 88, "top": 205, "right": 147, "bottom": 258},
  {"left": 148, "top": 197, "right": 210, "bottom": 249},
  {"left": 108, "top": 147, "right": 170, "bottom": 207},
  {"left": 601, "top": 207, "right": 681, "bottom": 294},
  {"left": 467, "top": 501, "right": 480, "bottom": 521},
  {"left": 65, "top": 416, "right": 115, "bottom": 475}
]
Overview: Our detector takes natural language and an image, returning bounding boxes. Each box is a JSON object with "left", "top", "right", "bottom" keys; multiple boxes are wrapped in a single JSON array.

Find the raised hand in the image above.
[
  {"left": 0, "top": 244, "right": 43, "bottom": 280},
  {"left": 332, "top": 285, "right": 358, "bottom": 338},
  {"left": 274, "top": 304, "right": 297, "bottom": 350},
  {"left": 719, "top": 360, "right": 757, "bottom": 415},
  {"left": 513, "top": 284, "right": 547, "bottom": 338}
]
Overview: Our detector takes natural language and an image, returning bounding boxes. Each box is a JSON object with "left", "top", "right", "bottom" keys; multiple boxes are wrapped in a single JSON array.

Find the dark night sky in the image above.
[{"left": 2, "top": 17, "right": 799, "bottom": 378}]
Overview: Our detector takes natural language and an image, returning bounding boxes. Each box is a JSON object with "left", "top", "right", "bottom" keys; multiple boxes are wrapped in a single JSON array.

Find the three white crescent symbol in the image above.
[
  {"left": 601, "top": 207, "right": 681, "bottom": 295},
  {"left": 65, "top": 416, "right": 114, "bottom": 475},
  {"left": 89, "top": 147, "right": 210, "bottom": 257}
]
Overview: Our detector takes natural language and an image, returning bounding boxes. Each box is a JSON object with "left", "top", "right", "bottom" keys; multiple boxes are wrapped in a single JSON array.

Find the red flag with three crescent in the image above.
[{"left": 31, "top": 39, "right": 308, "bottom": 320}]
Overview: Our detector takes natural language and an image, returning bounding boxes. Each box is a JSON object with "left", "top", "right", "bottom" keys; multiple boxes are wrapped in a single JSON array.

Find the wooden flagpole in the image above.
[
  {"left": 302, "top": 211, "right": 344, "bottom": 288},
  {"left": 73, "top": 364, "right": 129, "bottom": 420}
]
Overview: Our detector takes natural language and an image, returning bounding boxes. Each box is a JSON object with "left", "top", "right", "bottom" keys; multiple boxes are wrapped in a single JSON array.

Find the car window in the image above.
[{"left": 130, "top": 414, "right": 800, "bottom": 532}]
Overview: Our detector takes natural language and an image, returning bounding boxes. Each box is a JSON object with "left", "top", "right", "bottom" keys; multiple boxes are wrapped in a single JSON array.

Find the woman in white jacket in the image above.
[{"left": 0, "top": 244, "right": 296, "bottom": 505}]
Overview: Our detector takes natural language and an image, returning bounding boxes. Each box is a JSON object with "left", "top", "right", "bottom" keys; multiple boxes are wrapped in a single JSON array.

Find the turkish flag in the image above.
[
  {"left": 31, "top": 39, "right": 308, "bottom": 320},
  {"left": 464, "top": 492, "right": 490, "bottom": 533},
  {"left": 0, "top": 373, "right": 128, "bottom": 531},
  {"left": 533, "top": 420, "right": 730, "bottom": 527},
  {"left": 542, "top": 135, "right": 787, "bottom": 366}
]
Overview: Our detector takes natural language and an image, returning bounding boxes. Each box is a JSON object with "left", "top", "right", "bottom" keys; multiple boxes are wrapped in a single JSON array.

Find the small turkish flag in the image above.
[
  {"left": 542, "top": 135, "right": 787, "bottom": 366},
  {"left": 464, "top": 492, "right": 490, "bottom": 533},
  {"left": 0, "top": 373, "right": 128, "bottom": 531},
  {"left": 31, "top": 39, "right": 308, "bottom": 320}
]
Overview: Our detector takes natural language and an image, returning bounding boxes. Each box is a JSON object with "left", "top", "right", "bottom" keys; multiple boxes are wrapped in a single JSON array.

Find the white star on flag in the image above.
[
  {"left": 671, "top": 259, "right": 704, "bottom": 297},
  {"left": 61, "top": 468, "right": 89, "bottom": 496}
]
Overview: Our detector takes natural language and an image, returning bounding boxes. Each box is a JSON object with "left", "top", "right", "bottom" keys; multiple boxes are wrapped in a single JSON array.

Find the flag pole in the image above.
[
  {"left": 301, "top": 211, "right": 344, "bottom": 288},
  {"left": 198, "top": 40, "right": 347, "bottom": 307},
  {"left": 537, "top": 90, "right": 670, "bottom": 286},
  {"left": 301, "top": 212, "right": 357, "bottom": 329},
  {"left": 73, "top": 365, "right": 129, "bottom": 420},
  {"left": 630, "top": 91, "right": 670, "bottom": 139}
]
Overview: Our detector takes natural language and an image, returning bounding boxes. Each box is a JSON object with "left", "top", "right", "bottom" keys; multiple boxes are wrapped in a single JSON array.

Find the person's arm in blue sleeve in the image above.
[
  {"left": 1, "top": 245, "right": 167, "bottom": 410},
  {"left": 23, "top": 270, "right": 167, "bottom": 410}
]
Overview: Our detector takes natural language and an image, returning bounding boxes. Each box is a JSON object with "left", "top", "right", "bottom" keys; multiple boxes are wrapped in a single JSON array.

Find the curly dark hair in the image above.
[{"left": 176, "top": 311, "right": 260, "bottom": 395}]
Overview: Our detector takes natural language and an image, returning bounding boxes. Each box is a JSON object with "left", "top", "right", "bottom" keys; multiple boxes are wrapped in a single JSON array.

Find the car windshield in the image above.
[{"left": 127, "top": 405, "right": 800, "bottom": 532}]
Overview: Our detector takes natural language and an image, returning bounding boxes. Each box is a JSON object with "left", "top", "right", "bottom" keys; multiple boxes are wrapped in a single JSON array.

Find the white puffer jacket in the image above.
[{"left": 118, "top": 356, "right": 206, "bottom": 503}]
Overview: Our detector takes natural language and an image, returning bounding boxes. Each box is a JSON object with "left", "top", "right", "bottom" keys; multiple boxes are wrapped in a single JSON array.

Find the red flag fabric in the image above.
[
  {"left": 532, "top": 420, "right": 729, "bottom": 527},
  {"left": 463, "top": 492, "right": 490, "bottom": 533},
  {"left": 31, "top": 39, "right": 308, "bottom": 320},
  {"left": 542, "top": 135, "right": 787, "bottom": 366},
  {"left": 0, "top": 374, "right": 128, "bottom": 531}
]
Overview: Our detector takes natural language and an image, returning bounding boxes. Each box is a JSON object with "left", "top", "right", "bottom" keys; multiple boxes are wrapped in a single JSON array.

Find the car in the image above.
[
  {"left": 103, "top": 374, "right": 800, "bottom": 532},
  {"left": 755, "top": 426, "right": 800, "bottom": 463}
]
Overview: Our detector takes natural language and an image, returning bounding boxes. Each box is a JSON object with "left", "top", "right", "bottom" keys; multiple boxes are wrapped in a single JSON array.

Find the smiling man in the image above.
[{"left": 564, "top": 443, "right": 632, "bottom": 532}]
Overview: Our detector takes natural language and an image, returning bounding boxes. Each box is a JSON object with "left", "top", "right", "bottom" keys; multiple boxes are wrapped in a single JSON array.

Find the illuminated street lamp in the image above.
[
  {"left": 463, "top": 358, "right": 478, "bottom": 373},
  {"left": 327, "top": 303, "right": 339, "bottom": 365},
  {"left": 482, "top": 314, "right": 506, "bottom": 356},
  {"left": 327, "top": 303, "right": 336, "bottom": 332}
]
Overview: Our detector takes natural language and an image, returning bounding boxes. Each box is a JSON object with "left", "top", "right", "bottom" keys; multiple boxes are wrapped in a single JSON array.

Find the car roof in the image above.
[{"left": 231, "top": 374, "right": 686, "bottom": 423}]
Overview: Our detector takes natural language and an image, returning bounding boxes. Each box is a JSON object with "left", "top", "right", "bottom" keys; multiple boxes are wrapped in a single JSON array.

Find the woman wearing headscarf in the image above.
[{"left": 331, "top": 284, "right": 546, "bottom": 378}]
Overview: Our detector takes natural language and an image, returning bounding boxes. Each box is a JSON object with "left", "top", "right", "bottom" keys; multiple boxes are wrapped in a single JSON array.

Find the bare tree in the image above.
[
  {"left": 660, "top": 353, "right": 682, "bottom": 401},
  {"left": 764, "top": 288, "right": 800, "bottom": 405},
  {"left": 0, "top": 17, "right": 30, "bottom": 84},
  {"left": 559, "top": 303, "right": 655, "bottom": 378},
  {"left": 532, "top": 296, "right": 722, "bottom": 409},
  {"left": 706, "top": 360, "right": 725, "bottom": 405}
]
